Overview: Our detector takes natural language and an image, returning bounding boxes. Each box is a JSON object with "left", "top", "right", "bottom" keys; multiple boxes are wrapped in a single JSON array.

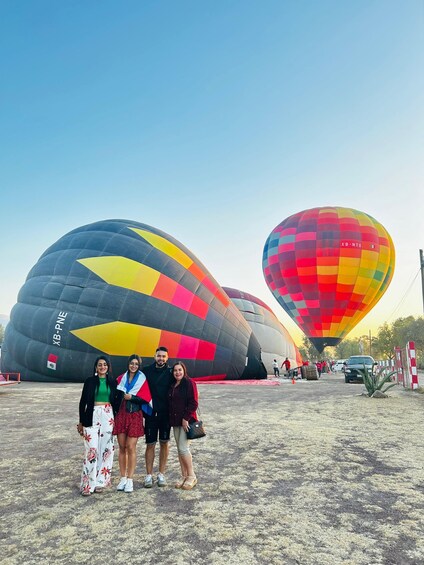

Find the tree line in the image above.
[{"left": 298, "top": 316, "right": 424, "bottom": 369}]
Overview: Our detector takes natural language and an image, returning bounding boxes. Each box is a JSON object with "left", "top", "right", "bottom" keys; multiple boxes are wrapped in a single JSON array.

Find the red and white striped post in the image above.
[
  {"left": 406, "top": 341, "right": 419, "bottom": 390},
  {"left": 394, "top": 347, "right": 404, "bottom": 385}
]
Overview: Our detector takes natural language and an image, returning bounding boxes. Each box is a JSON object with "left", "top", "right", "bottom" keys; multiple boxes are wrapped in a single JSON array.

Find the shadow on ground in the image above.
[{"left": 1, "top": 375, "right": 424, "bottom": 565}]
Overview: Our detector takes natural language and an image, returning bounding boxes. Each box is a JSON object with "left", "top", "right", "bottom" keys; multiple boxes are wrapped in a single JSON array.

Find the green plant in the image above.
[{"left": 360, "top": 365, "right": 397, "bottom": 397}]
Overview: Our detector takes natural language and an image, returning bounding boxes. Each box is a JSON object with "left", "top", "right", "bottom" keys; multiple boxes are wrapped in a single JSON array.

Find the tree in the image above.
[
  {"left": 298, "top": 336, "right": 321, "bottom": 361},
  {"left": 334, "top": 338, "right": 362, "bottom": 359},
  {"left": 0, "top": 324, "right": 4, "bottom": 347},
  {"left": 391, "top": 316, "right": 424, "bottom": 368},
  {"left": 392, "top": 316, "right": 417, "bottom": 347},
  {"left": 373, "top": 323, "right": 395, "bottom": 360}
]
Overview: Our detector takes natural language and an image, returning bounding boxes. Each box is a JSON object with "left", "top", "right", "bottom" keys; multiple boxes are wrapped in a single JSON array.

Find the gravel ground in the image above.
[{"left": 1, "top": 374, "right": 424, "bottom": 565}]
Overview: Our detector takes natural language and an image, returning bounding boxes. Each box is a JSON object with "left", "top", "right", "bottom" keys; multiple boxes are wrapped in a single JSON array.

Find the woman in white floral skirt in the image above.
[{"left": 77, "top": 356, "right": 117, "bottom": 496}]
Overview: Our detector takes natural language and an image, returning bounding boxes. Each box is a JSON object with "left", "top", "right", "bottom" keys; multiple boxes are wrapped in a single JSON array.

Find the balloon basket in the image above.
[{"left": 301, "top": 365, "right": 319, "bottom": 380}]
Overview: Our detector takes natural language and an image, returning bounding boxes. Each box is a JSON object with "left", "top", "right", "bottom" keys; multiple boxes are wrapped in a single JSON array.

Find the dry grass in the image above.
[{"left": 1, "top": 376, "right": 424, "bottom": 565}]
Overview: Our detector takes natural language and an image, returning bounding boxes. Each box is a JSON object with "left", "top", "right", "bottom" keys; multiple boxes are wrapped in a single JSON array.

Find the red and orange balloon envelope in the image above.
[{"left": 262, "top": 207, "right": 395, "bottom": 352}]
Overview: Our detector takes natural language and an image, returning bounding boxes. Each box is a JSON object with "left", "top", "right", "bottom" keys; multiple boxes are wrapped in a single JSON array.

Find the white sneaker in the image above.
[
  {"left": 144, "top": 474, "right": 153, "bottom": 488},
  {"left": 124, "top": 478, "right": 134, "bottom": 493},
  {"left": 116, "top": 477, "right": 127, "bottom": 491},
  {"left": 157, "top": 473, "right": 167, "bottom": 487}
]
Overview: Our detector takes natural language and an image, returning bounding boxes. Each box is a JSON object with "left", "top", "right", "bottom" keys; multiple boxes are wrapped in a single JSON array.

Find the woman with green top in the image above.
[{"left": 77, "top": 355, "right": 116, "bottom": 496}]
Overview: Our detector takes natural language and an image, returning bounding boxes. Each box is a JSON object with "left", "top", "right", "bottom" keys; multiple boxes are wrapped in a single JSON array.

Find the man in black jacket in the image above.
[{"left": 143, "top": 346, "right": 173, "bottom": 487}]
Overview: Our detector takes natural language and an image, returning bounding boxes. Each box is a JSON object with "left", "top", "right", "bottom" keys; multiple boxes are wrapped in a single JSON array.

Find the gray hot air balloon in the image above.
[{"left": 2, "top": 220, "right": 266, "bottom": 382}]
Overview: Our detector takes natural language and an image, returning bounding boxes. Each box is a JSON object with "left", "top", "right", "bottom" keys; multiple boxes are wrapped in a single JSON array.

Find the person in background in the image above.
[
  {"left": 113, "top": 354, "right": 153, "bottom": 493},
  {"left": 272, "top": 359, "right": 280, "bottom": 377},
  {"left": 168, "top": 361, "right": 199, "bottom": 490},
  {"left": 282, "top": 357, "right": 291, "bottom": 376},
  {"left": 142, "top": 346, "right": 173, "bottom": 488},
  {"left": 77, "top": 356, "right": 116, "bottom": 496}
]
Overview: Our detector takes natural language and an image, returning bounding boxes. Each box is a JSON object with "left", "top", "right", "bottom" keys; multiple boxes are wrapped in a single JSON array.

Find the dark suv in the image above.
[{"left": 344, "top": 355, "right": 376, "bottom": 383}]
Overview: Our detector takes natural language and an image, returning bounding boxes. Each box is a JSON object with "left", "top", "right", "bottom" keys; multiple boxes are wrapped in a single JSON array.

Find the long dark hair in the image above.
[
  {"left": 127, "top": 354, "right": 142, "bottom": 373},
  {"left": 93, "top": 355, "right": 113, "bottom": 393}
]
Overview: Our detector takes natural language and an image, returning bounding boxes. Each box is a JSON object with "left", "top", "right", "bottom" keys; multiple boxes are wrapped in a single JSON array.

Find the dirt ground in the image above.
[{"left": 1, "top": 374, "right": 424, "bottom": 565}]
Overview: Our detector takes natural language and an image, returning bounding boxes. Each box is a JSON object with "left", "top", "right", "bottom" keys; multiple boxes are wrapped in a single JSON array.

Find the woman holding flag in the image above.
[{"left": 113, "top": 354, "right": 153, "bottom": 493}]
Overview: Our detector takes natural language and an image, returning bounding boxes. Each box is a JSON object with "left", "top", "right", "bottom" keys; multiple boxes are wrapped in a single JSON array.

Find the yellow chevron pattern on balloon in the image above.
[
  {"left": 71, "top": 321, "right": 217, "bottom": 360},
  {"left": 130, "top": 228, "right": 192, "bottom": 268},
  {"left": 77, "top": 255, "right": 210, "bottom": 319},
  {"left": 78, "top": 256, "right": 160, "bottom": 295},
  {"left": 130, "top": 227, "right": 230, "bottom": 306},
  {"left": 71, "top": 322, "right": 160, "bottom": 356}
]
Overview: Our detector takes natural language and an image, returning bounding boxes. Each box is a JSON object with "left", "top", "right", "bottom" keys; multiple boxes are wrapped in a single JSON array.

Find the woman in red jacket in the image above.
[{"left": 168, "top": 361, "right": 199, "bottom": 490}]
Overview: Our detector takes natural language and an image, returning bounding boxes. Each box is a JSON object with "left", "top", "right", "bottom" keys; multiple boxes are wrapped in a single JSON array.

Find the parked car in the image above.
[
  {"left": 344, "top": 355, "right": 376, "bottom": 383},
  {"left": 333, "top": 359, "right": 347, "bottom": 372}
]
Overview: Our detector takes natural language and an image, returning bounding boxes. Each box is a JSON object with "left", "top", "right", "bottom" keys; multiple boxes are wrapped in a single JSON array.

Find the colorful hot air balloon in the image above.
[
  {"left": 262, "top": 207, "right": 395, "bottom": 352},
  {"left": 223, "top": 287, "right": 302, "bottom": 374},
  {"left": 2, "top": 219, "right": 266, "bottom": 382}
]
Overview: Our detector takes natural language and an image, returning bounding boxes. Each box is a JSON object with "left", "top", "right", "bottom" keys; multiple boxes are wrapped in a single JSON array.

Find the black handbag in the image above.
[
  {"left": 187, "top": 418, "right": 206, "bottom": 440},
  {"left": 185, "top": 382, "right": 205, "bottom": 439}
]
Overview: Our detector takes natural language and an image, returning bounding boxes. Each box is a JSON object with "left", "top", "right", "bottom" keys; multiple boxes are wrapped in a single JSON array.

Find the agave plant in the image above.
[{"left": 359, "top": 364, "right": 397, "bottom": 397}]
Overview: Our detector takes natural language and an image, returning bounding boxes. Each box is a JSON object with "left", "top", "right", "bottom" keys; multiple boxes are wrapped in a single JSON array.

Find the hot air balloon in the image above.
[
  {"left": 223, "top": 287, "right": 302, "bottom": 374},
  {"left": 262, "top": 207, "right": 395, "bottom": 352},
  {"left": 2, "top": 219, "right": 266, "bottom": 382}
]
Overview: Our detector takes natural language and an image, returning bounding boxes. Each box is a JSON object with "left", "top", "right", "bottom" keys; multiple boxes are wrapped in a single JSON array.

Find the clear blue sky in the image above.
[{"left": 1, "top": 0, "right": 423, "bottom": 344}]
